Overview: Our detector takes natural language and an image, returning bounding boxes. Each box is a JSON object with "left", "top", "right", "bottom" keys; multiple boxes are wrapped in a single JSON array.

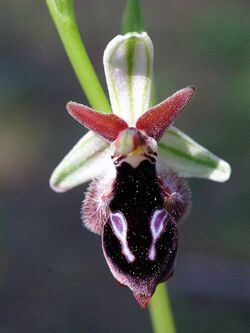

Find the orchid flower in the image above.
[
  {"left": 49, "top": 32, "right": 231, "bottom": 308},
  {"left": 50, "top": 33, "right": 230, "bottom": 193}
]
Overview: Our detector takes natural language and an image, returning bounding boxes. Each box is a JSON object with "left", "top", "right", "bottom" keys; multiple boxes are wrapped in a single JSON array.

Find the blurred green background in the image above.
[{"left": 0, "top": 1, "right": 249, "bottom": 332}]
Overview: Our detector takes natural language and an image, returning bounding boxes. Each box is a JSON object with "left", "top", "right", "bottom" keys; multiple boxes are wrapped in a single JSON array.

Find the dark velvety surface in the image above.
[{"left": 103, "top": 161, "right": 177, "bottom": 285}]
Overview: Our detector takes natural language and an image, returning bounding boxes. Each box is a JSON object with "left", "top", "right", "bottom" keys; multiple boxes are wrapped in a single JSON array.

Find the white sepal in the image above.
[
  {"left": 103, "top": 32, "right": 153, "bottom": 126},
  {"left": 158, "top": 126, "right": 231, "bottom": 182},
  {"left": 50, "top": 131, "right": 112, "bottom": 192}
]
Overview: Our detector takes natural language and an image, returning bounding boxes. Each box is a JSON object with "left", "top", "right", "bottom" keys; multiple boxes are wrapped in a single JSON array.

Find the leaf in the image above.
[
  {"left": 103, "top": 32, "right": 153, "bottom": 126},
  {"left": 158, "top": 126, "right": 231, "bottom": 182},
  {"left": 49, "top": 131, "right": 113, "bottom": 192}
]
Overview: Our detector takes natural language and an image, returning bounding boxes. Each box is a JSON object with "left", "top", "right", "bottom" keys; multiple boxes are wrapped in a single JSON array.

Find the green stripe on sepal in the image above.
[
  {"left": 103, "top": 32, "right": 153, "bottom": 126},
  {"left": 50, "top": 131, "right": 112, "bottom": 192},
  {"left": 158, "top": 126, "right": 231, "bottom": 182}
]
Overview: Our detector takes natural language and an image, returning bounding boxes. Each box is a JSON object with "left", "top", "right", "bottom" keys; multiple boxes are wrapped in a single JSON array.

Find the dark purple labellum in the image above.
[
  {"left": 68, "top": 86, "right": 194, "bottom": 308},
  {"left": 101, "top": 159, "right": 188, "bottom": 308}
]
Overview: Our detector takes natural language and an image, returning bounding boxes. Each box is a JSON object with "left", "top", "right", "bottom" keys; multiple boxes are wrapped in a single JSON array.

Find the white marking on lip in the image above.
[
  {"left": 149, "top": 209, "right": 168, "bottom": 261},
  {"left": 110, "top": 212, "right": 135, "bottom": 263}
]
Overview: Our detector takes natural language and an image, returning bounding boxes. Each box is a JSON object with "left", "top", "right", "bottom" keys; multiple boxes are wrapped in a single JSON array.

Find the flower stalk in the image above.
[
  {"left": 149, "top": 283, "right": 176, "bottom": 333},
  {"left": 45, "top": 0, "right": 111, "bottom": 113},
  {"left": 121, "top": 0, "right": 145, "bottom": 34}
]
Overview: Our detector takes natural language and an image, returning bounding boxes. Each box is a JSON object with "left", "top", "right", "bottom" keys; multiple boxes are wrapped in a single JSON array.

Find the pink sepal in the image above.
[
  {"left": 67, "top": 102, "right": 128, "bottom": 142},
  {"left": 136, "top": 86, "right": 195, "bottom": 141}
]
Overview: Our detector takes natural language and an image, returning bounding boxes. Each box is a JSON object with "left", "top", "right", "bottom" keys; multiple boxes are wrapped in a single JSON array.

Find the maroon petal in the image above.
[
  {"left": 136, "top": 86, "right": 195, "bottom": 141},
  {"left": 67, "top": 102, "right": 128, "bottom": 142}
]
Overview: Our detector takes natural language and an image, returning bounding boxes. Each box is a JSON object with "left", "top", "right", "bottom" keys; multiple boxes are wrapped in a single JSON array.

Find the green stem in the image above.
[
  {"left": 45, "top": 0, "right": 111, "bottom": 113},
  {"left": 121, "top": 0, "right": 144, "bottom": 34},
  {"left": 149, "top": 283, "right": 176, "bottom": 333}
]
